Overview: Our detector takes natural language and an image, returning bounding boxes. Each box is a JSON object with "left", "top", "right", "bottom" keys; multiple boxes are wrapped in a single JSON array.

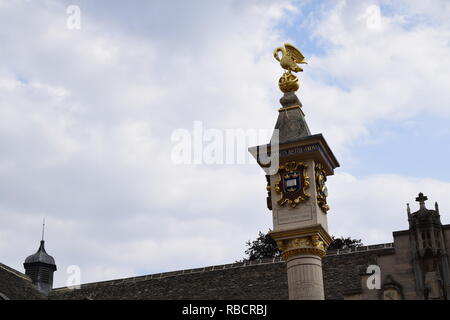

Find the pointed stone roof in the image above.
[
  {"left": 24, "top": 240, "right": 56, "bottom": 266},
  {"left": 271, "top": 92, "right": 311, "bottom": 145}
]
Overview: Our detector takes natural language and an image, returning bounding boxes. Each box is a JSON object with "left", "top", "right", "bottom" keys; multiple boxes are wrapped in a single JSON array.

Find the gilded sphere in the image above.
[{"left": 278, "top": 72, "right": 299, "bottom": 93}]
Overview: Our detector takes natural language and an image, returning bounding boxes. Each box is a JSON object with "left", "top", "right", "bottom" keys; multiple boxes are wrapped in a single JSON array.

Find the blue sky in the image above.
[
  {"left": 0, "top": 0, "right": 449, "bottom": 287},
  {"left": 348, "top": 114, "right": 450, "bottom": 180},
  {"left": 280, "top": 1, "right": 450, "bottom": 181}
]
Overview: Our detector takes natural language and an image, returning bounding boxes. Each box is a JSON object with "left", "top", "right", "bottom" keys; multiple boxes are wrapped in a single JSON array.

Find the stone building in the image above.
[{"left": 1, "top": 193, "right": 449, "bottom": 300}]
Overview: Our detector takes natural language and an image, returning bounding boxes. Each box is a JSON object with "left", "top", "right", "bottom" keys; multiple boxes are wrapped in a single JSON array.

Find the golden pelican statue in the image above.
[
  {"left": 274, "top": 43, "right": 307, "bottom": 73},
  {"left": 274, "top": 43, "right": 307, "bottom": 93}
]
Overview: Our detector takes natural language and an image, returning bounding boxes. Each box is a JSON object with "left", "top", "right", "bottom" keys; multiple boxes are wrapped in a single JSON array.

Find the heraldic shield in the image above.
[
  {"left": 275, "top": 161, "right": 310, "bottom": 208},
  {"left": 283, "top": 171, "right": 301, "bottom": 193}
]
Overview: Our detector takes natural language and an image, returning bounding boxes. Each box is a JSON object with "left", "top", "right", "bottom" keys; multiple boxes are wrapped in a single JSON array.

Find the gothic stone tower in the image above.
[
  {"left": 249, "top": 43, "right": 339, "bottom": 300},
  {"left": 408, "top": 193, "right": 450, "bottom": 299}
]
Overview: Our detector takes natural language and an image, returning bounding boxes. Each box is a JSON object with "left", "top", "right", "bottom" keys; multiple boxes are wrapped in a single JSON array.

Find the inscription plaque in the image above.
[{"left": 277, "top": 205, "right": 313, "bottom": 225}]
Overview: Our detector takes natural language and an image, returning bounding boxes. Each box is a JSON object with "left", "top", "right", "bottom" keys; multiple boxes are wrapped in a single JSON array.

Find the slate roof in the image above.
[
  {"left": 49, "top": 244, "right": 394, "bottom": 300},
  {"left": 0, "top": 243, "right": 395, "bottom": 300},
  {"left": 24, "top": 240, "right": 56, "bottom": 266},
  {"left": 0, "top": 263, "right": 47, "bottom": 300}
]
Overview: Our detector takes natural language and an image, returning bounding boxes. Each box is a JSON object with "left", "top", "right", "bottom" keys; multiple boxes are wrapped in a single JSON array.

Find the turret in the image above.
[
  {"left": 408, "top": 193, "right": 450, "bottom": 300},
  {"left": 23, "top": 221, "right": 57, "bottom": 296}
]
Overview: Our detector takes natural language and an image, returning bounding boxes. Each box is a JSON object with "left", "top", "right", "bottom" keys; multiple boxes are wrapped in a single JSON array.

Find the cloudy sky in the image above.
[{"left": 1, "top": 0, "right": 450, "bottom": 287}]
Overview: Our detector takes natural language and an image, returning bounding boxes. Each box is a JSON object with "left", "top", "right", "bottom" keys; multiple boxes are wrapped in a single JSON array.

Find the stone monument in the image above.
[{"left": 249, "top": 43, "right": 339, "bottom": 300}]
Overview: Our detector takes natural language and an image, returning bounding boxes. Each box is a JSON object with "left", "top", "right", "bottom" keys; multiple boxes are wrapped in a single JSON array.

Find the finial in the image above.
[
  {"left": 41, "top": 218, "right": 45, "bottom": 242},
  {"left": 274, "top": 43, "right": 307, "bottom": 93},
  {"left": 407, "top": 203, "right": 411, "bottom": 215},
  {"left": 415, "top": 192, "right": 428, "bottom": 210},
  {"left": 435, "top": 201, "right": 439, "bottom": 213}
]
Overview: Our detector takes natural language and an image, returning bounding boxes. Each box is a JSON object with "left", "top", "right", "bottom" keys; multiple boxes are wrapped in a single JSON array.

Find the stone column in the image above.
[
  {"left": 286, "top": 254, "right": 324, "bottom": 300},
  {"left": 272, "top": 231, "right": 330, "bottom": 300},
  {"left": 249, "top": 43, "right": 339, "bottom": 300}
]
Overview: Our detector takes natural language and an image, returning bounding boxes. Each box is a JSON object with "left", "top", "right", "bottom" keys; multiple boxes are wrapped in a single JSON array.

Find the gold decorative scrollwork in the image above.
[
  {"left": 265, "top": 175, "right": 272, "bottom": 211},
  {"left": 278, "top": 72, "right": 299, "bottom": 93},
  {"left": 315, "top": 162, "right": 330, "bottom": 213},
  {"left": 276, "top": 234, "right": 328, "bottom": 259},
  {"left": 274, "top": 161, "right": 310, "bottom": 208}
]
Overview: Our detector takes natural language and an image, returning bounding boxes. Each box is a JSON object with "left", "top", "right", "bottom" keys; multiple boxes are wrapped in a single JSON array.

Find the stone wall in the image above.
[{"left": 323, "top": 248, "right": 394, "bottom": 299}]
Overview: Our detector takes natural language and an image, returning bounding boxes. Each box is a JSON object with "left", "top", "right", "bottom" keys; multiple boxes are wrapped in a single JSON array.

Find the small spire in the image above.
[
  {"left": 415, "top": 192, "right": 428, "bottom": 210},
  {"left": 407, "top": 203, "right": 411, "bottom": 216},
  {"left": 435, "top": 201, "right": 439, "bottom": 213},
  {"left": 41, "top": 218, "right": 45, "bottom": 241}
]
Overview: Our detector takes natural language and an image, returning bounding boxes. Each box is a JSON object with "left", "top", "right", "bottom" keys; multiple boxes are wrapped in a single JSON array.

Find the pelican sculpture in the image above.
[{"left": 274, "top": 43, "right": 307, "bottom": 73}]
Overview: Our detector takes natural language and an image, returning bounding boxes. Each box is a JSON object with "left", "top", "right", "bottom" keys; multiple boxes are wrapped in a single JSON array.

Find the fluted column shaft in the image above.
[{"left": 286, "top": 254, "right": 324, "bottom": 300}]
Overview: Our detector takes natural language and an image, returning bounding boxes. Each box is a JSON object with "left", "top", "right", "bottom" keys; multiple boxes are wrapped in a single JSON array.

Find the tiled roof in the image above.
[
  {"left": 0, "top": 263, "right": 47, "bottom": 300},
  {"left": 49, "top": 245, "right": 394, "bottom": 300}
]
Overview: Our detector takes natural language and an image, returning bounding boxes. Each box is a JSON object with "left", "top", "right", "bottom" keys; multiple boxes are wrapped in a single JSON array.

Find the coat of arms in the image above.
[{"left": 275, "top": 161, "right": 310, "bottom": 208}]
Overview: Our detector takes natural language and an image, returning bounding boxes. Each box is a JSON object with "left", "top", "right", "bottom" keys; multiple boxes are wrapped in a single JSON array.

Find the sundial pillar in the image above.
[{"left": 249, "top": 43, "right": 339, "bottom": 300}]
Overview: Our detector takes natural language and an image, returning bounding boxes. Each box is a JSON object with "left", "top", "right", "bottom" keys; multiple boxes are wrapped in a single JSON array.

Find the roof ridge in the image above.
[
  {"left": 326, "top": 242, "right": 394, "bottom": 256},
  {"left": 52, "top": 257, "right": 285, "bottom": 292},
  {"left": 0, "top": 262, "right": 31, "bottom": 281}
]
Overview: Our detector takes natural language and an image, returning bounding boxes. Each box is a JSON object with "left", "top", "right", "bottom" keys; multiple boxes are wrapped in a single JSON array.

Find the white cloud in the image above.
[
  {"left": 1, "top": 0, "right": 449, "bottom": 289},
  {"left": 0, "top": 0, "right": 290, "bottom": 286},
  {"left": 300, "top": 0, "right": 450, "bottom": 154},
  {"left": 328, "top": 172, "right": 450, "bottom": 244}
]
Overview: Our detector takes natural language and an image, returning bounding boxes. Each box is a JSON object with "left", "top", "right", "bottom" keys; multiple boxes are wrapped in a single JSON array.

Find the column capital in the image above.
[{"left": 270, "top": 225, "right": 332, "bottom": 259}]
